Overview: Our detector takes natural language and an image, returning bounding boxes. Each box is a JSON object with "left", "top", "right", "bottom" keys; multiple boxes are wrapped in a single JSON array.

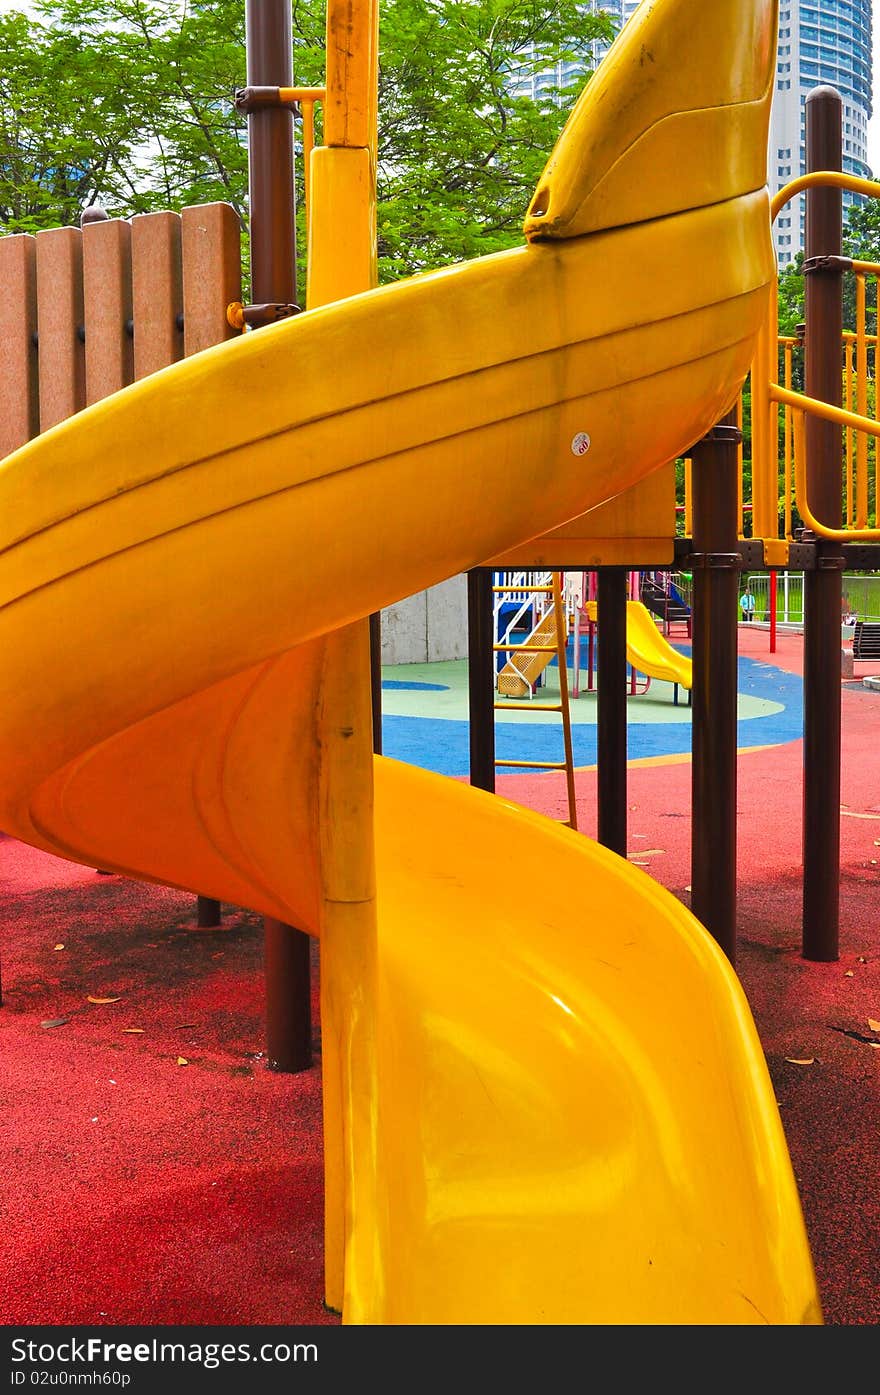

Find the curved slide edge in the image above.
[
  {"left": 584, "top": 599, "right": 692, "bottom": 690},
  {"left": 625, "top": 599, "right": 693, "bottom": 689},
  {"left": 371, "top": 757, "right": 820, "bottom": 1324}
]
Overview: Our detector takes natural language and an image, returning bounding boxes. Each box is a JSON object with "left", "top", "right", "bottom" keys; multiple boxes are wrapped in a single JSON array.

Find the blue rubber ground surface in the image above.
[{"left": 381, "top": 650, "right": 804, "bottom": 776}]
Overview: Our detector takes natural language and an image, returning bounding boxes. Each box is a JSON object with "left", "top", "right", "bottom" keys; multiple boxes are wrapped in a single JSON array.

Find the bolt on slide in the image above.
[{"left": 0, "top": 0, "right": 821, "bottom": 1322}]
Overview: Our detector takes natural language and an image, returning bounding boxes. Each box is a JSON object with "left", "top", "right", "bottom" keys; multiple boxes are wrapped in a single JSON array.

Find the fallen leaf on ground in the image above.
[
  {"left": 41, "top": 1018, "right": 69, "bottom": 1029},
  {"left": 87, "top": 995, "right": 122, "bottom": 1005},
  {"left": 868, "top": 1018, "right": 880, "bottom": 1033},
  {"left": 845, "top": 970, "right": 855, "bottom": 977},
  {"left": 52, "top": 944, "right": 65, "bottom": 951},
  {"left": 177, "top": 1057, "right": 189, "bottom": 1066},
  {"left": 785, "top": 1056, "right": 815, "bottom": 1066}
]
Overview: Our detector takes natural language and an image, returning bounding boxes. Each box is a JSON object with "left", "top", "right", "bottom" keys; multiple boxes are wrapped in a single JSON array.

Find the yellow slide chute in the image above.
[
  {"left": 0, "top": 0, "right": 821, "bottom": 1322},
  {"left": 585, "top": 599, "right": 693, "bottom": 691}
]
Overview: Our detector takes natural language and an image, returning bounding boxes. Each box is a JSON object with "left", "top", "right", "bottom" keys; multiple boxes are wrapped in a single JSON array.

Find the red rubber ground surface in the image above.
[{"left": 1, "top": 625, "right": 878, "bottom": 1326}]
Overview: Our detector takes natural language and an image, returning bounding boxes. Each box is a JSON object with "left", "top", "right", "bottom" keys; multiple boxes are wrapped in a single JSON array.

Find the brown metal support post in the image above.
[
  {"left": 369, "top": 611, "right": 383, "bottom": 754},
  {"left": 690, "top": 409, "right": 741, "bottom": 965},
  {"left": 802, "top": 86, "right": 844, "bottom": 962},
  {"left": 197, "top": 897, "right": 221, "bottom": 928},
  {"left": 468, "top": 568, "right": 495, "bottom": 792},
  {"left": 596, "top": 567, "right": 627, "bottom": 855},
  {"left": 246, "top": 0, "right": 312, "bottom": 1071}
]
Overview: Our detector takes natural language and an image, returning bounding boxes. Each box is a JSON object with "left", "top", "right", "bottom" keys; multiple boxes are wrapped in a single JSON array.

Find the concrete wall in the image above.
[{"left": 380, "top": 573, "right": 468, "bottom": 665}]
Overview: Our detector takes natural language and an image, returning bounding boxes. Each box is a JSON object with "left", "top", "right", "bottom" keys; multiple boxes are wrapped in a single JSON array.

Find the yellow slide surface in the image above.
[
  {"left": 626, "top": 599, "right": 693, "bottom": 689},
  {"left": 587, "top": 599, "right": 693, "bottom": 690},
  {"left": 0, "top": 0, "right": 821, "bottom": 1322}
]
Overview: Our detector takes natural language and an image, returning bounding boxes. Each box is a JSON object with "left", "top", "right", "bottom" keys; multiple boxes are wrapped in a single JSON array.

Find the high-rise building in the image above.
[
  {"left": 512, "top": 1, "right": 873, "bottom": 270},
  {"left": 769, "top": 1, "right": 873, "bottom": 266},
  {"left": 510, "top": 1, "right": 641, "bottom": 102}
]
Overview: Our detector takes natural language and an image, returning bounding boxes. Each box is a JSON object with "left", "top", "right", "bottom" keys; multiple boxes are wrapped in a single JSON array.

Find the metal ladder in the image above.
[{"left": 492, "top": 571, "right": 578, "bottom": 830}]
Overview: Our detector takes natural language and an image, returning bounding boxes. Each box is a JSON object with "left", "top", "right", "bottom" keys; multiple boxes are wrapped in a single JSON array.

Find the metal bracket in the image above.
[
  {"left": 234, "top": 86, "right": 289, "bottom": 114},
  {"left": 227, "top": 300, "right": 302, "bottom": 331},
  {"left": 686, "top": 552, "right": 742, "bottom": 571},
  {"left": 798, "top": 530, "right": 846, "bottom": 569},
  {"left": 695, "top": 423, "right": 743, "bottom": 446},
  {"left": 803, "top": 254, "right": 852, "bottom": 275}
]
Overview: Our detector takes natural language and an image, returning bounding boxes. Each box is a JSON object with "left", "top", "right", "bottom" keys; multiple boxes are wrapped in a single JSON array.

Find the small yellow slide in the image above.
[
  {"left": 625, "top": 600, "right": 693, "bottom": 690},
  {"left": 587, "top": 599, "right": 693, "bottom": 692},
  {"left": 0, "top": 0, "right": 821, "bottom": 1321}
]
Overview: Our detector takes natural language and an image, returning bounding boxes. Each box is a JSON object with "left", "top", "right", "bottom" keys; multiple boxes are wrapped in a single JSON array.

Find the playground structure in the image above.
[
  {"left": 640, "top": 570, "right": 693, "bottom": 636},
  {"left": 13, "top": 0, "right": 880, "bottom": 1324},
  {"left": 578, "top": 597, "right": 693, "bottom": 704},
  {"left": 492, "top": 568, "right": 692, "bottom": 701}
]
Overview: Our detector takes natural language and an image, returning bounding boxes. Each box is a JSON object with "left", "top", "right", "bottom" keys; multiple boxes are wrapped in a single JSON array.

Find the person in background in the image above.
[{"left": 740, "top": 584, "right": 756, "bottom": 622}]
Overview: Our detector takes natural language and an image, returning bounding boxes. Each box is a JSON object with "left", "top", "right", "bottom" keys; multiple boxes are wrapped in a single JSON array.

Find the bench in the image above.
[{"left": 851, "top": 622, "right": 880, "bottom": 661}]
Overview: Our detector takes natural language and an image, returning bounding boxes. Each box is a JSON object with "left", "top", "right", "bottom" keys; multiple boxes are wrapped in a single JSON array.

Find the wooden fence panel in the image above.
[
  {"left": 82, "top": 218, "right": 134, "bottom": 406},
  {"left": 0, "top": 234, "right": 39, "bottom": 457},
  {"left": 131, "top": 211, "right": 184, "bottom": 380},
  {"left": 182, "top": 203, "right": 243, "bottom": 357},
  {"left": 35, "top": 227, "right": 86, "bottom": 432}
]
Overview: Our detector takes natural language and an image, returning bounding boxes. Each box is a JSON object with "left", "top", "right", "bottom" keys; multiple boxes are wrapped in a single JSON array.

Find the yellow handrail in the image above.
[
  {"left": 772, "top": 171, "right": 880, "bottom": 219},
  {"left": 772, "top": 384, "right": 880, "bottom": 540},
  {"left": 277, "top": 87, "right": 327, "bottom": 220},
  {"left": 747, "top": 172, "right": 880, "bottom": 545}
]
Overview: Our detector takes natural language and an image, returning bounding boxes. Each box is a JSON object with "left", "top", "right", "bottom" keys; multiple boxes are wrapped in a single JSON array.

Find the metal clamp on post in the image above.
[
  {"left": 234, "top": 85, "right": 284, "bottom": 113},
  {"left": 234, "top": 85, "right": 325, "bottom": 114},
  {"left": 797, "top": 529, "right": 846, "bottom": 569},
  {"left": 687, "top": 552, "right": 742, "bottom": 571},
  {"left": 227, "top": 301, "right": 302, "bottom": 331},
  {"left": 803, "top": 254, "right": 852, "bottom": 274},
  {"left": 696, "top": 423, "right": 743, "bottom": 446}
]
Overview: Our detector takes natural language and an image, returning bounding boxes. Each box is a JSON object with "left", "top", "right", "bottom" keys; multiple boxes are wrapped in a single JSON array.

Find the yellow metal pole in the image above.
[
  {"left": 750, "top": 281, "right": 779, "bottom": 542},
  {"left": 311, "top": 0, "right": 383, "bottom": 1321},
  {"left": 302, "top": 100, "right": 317, "bottom": 219},
  {"left": 875, "top": 314, "right": 880, "bottom": 528},
  {"left": 856, "top": 274, "right": 869, "bottom": 527},
  {"left": 844, "top": 335, "right": 854, "bottom": 526},
  {"left": 784, "top": 342, "right": 793, "bottom": 539},
  {"left": 551, "top": 573, "right": 578, "bottom": 831},
  {"left": 736, "top": 392, "right": 744, "bottom": 538}
]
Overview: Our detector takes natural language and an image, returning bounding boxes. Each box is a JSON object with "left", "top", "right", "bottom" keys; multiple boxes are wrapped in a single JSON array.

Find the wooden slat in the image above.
[
  {"left": 0, "top": 234, "right": 39, "bottom": 455},
  {"left": 35, "top": 226, "right": 85, "bottom": 431},
  {"left": 181, "top": 204, "right": 243, "bottom": 356},
  {"left": 82, "top": 218, "right": 134, "bottom": 405},
  {"left": 131, "top": 211, "right": 184, "bottom": 380}
]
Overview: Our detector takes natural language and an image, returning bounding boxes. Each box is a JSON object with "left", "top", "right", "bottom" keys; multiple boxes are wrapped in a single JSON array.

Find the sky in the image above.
[{"left": 1, "top": 0, "right": 880, "bottom": 174}]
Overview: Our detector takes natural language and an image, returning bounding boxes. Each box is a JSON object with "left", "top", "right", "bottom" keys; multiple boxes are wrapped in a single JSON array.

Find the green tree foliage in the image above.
[
  {"left": 373, "top": 0, "right": 612, "bottom": 276},
  {"left": 1, "top": 0, "right": 612, "bottom": 282}
]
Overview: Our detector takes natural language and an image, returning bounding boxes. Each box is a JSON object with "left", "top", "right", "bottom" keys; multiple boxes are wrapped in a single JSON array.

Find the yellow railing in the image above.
[
  {"left": 746, "top": 171, "right": 880, "bottom": 545},
  {"left": 773, "top": 384, "right": 880, "bottom": 541},
  {"left": 278, "top": 86, "right": 327, "bottom": 219}
]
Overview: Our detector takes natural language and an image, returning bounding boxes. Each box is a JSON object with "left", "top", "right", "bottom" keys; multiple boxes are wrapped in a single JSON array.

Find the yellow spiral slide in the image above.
[{"left": 0, "top": 0, "right": 822, "bottom": 1321}]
